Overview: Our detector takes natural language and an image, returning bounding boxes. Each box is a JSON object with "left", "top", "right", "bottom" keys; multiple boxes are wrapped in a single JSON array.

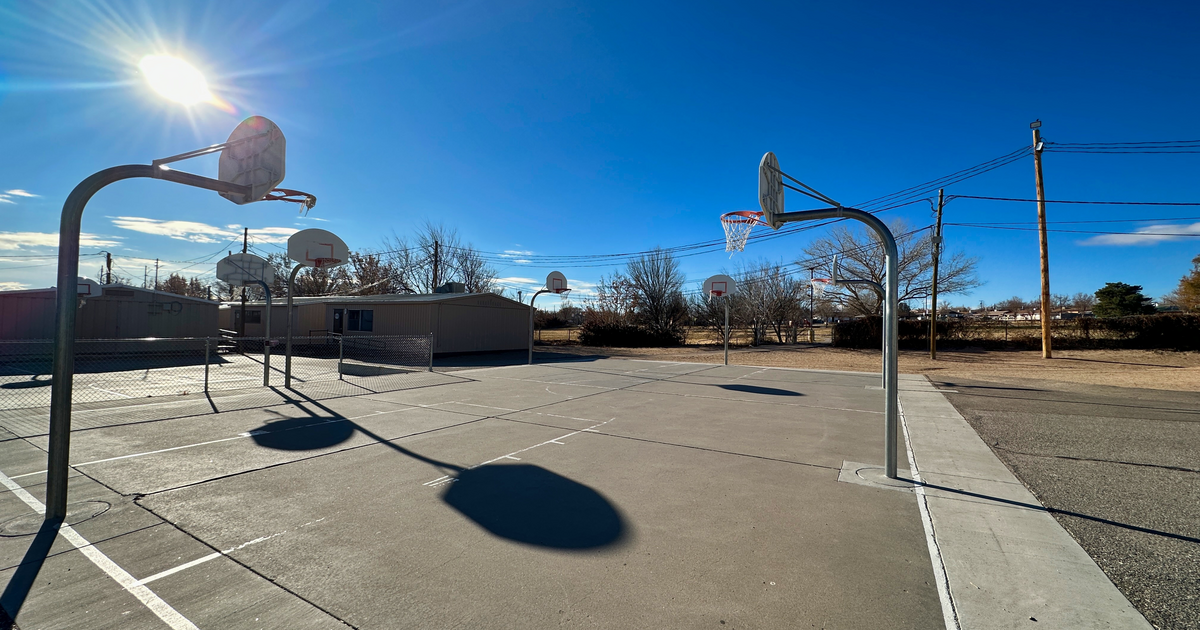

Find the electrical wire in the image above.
[{"left": 952, "top": 195, "right": 1200, "bottom": 206}]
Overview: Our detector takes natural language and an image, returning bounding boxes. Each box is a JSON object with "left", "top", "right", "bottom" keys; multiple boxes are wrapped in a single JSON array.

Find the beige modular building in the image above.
[
  {"left": 0, "top": 285, "right": 219, "bottom": 340},
  {"left": 221, "top": 293, "right": 530, "bottom": 355}
]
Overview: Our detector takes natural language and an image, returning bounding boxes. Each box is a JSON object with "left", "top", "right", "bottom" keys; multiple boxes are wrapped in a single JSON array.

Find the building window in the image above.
[
  {"left": 246, "top": 310, "right": 262, "bottom": 324},
  {"left": 347, "top": 309, "right": 373, "bottom": 332}
]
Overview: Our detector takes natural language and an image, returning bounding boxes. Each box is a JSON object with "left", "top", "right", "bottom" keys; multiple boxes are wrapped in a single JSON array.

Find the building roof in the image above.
[
  {"left": 229, "top": 292, "right": 524, "bottom": 308},
  {"left": 0, "top": 284, "right": 216, "bottom": 305}
]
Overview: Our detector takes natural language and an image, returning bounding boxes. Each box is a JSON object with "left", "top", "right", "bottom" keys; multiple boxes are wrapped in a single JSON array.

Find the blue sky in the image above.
[{"left": 2, "top": 0, "right": 1199, "bottom": 309}]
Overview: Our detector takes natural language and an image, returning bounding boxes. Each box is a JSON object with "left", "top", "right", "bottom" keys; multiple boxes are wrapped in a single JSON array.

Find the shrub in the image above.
[
  {"left": 831, "top": 314, "right": 1200, "bottom": 351},
  {"left": 578, "top": 321, "right": 685, "bottom": 347}
]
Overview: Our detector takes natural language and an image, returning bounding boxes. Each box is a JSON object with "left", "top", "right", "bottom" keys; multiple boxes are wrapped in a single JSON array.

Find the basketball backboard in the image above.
[
  {"left": 76, "top": 277, "right": 101, "bottom": 295},
  {"left": 758, "top": 152, "right": 784, "bottom": 229},
  {"left": 546, "top": 271, "right": 568, "bottom": 293},
  {"left": 219, "top": 116, "right": 286, "bottom": 205},
  {"left": 216, "top": 253, "right": 274, "bottom": 286},
  {"left": 703, "top": 274, "right": 736, "bottom": 299},
  {"left": 288, "top": 229, "right": 349, "bottom": 268}
]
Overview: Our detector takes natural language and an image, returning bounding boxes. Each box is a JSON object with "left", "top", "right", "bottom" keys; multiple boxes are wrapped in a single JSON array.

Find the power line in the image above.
[
  {"left": 946, "top": 224, "right": 1200, "bottom": 237},
  {"left": 953, "top": 195, "right": 1200, "bottom": 206}
]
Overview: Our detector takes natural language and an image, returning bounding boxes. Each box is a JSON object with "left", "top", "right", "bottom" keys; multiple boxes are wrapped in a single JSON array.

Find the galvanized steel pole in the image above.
[
  {"left": 257, "top": 281, "right": 272, "bottom": 387},
  {"left": 46, "top": 165, "right": 250, "bottom": 521},
  {"left": 285, "top": 264, "right": 302, "bottom": 388},
  {"left": 528, "top": 289, "right": 549, "bottom": 365},
  {"left": 775, "top": 206, "right": 900, "bottom": 478},
  {"left": 723, "top": 299, "right": 730, "bottom": 366}
]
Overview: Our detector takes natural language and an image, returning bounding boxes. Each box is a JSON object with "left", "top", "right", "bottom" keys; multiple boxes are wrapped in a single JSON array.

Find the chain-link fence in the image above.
[{"left": 0, "top": 334, "right": 434, "bottom": 413}]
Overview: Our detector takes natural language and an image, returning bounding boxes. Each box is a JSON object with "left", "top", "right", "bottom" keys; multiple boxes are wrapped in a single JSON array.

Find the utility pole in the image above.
[
  {"left": 930, "top": 189, "right": 945, "bottom": 359},
  {"left": 154, "top": 258, "right": 159, "bottom": 290},
  {"left": 808, "top": 266, "right": 816, "bottom": 326},
  {"left": 143, "top": 266, "right": 148, "bottom": 289},
  {"left": 240, "top": 228, "right": 248, "bottom": 336},
  {"left": 1032, "top": 120, "right": 1052, "bottom": 358},
  {"left": 105, "top": 252, "right": 112, "bottom": 285},
  {"left": 432, "top": 240, "right": 440, "bottom": 290}
]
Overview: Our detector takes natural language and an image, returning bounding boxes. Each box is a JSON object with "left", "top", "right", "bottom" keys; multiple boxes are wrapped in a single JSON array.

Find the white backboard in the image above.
[
  {"left": 77, "top": 277, "right": 100, "bottom": 296},
  {"left": 219, "top": 116, "right": 286, "bottom": 205},
  {"left": 288, "top": 229, "right": 349, "bottom": 268},
  {"left": 758, "top": 152, "right": 784, "bottom": 229},
  {"left": 546, "top": 271, "right": 568, "bottom": 293},
  {"left": 703, "top": 274, "right": 735, "bottom": 298},
  {"left": 216, "top": 253, "right": 274, "bottom": 286}
]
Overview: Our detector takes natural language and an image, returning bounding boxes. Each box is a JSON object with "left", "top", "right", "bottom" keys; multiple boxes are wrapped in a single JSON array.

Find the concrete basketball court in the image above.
[{"left": 0, "top": 358, "right": 1151, "bottom": 629}]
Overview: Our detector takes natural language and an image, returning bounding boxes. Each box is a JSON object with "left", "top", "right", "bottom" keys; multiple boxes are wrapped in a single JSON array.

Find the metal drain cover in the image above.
[
  {"left": 0, "top": 501, "right": 111, "bottom": 537},
  {"left": 837, "top": 461, "right": 918, "bottom": 492}
]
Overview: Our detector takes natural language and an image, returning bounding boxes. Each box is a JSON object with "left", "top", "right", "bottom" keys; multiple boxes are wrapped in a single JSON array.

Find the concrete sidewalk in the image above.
[{"left": 0, "top": 359, "right": 1150, "bottom": 629}]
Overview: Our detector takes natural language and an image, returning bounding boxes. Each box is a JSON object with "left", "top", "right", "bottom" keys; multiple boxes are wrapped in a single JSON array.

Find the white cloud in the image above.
[
  {"left": 4, "top": 189, "right": 39, "bottom": 197},
  {"left": 0, "top": 231, "right": 120, "bottom": 250},
  {"left": 1080, "top": 222, "right": 1200, "bottom": 246},
  {"left": 0, "top": 281, "right": 30, "bottom": 291},
  {"left": 0, "top": 197, "right": 15, "bottom": 204},
  {"left": 499, "top": 249, "right": 534, "bottom": 264},
  {"left": 110, "top": 216, "right": 297, "bottom": 244}
]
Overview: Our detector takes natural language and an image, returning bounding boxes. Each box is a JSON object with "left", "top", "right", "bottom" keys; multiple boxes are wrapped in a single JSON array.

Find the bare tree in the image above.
[
  {"left": 732, "top": 260, "right": 804, "bottom": 343},
  {"left": 456, "top": 247, "right": 498, "bottom": 294},
  {"left": 381, "top": 222, "right": 498, "bottom": 293},
  {"left": 1070, "top": 291, "right": 1096, "bottom": 312},
  {"left": 802, "top": 219, "right": 981, "bottom": 316},
  {"left": 625, "top": 248, "right": 687, "bottom": 337}
]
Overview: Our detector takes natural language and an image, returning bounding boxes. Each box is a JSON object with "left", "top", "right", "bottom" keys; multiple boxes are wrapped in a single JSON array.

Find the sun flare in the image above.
[{"left": 138, "top": 55, "right": 211, "bottom": 105}]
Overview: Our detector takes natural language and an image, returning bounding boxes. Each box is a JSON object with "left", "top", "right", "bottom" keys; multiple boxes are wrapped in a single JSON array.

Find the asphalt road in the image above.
[{"left": 932, "top": 376, "right": 1200, "bottom": 630}]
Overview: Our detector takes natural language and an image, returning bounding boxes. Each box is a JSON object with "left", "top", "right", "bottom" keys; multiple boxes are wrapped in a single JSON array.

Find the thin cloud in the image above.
[
  {"left": 0, "top": 231, "right": 120, "bottom": 250},
  {"left": 4, "top": 189, "right": 39, "bottom": 197},
  {"left": 500, "top": 249, "right": 534, "bottom": 263},
  {"left": 0, "top": 281, "right": 30, "bottom": 291},
  {"left": 110, "top": 216, "right": 297, "bottom": 244},
  {"left": 0, "top": 196, "right": 15, "bottom": 204},
  {"left": 1080, "top": 222, "right": 1200, "bottom": 246}
]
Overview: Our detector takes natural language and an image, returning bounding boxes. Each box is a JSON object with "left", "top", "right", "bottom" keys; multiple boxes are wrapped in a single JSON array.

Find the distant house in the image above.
[
  {"left": 0, "top": 285, "right": 219, "bottom": 340},
  {"left": 222, "top": 292, "right": 529, "bottom": 355}
]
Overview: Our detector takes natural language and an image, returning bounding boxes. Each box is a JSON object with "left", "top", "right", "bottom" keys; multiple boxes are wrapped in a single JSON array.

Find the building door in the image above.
[{"left": 333, "top": 308, "right": 343, "bottom": 334}]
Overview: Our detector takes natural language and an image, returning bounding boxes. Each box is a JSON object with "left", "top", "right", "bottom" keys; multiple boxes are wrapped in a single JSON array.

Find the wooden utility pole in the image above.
[
  {"left": 1032, "top": 121, "right": 1052, "bottom": 358},
  {"left": 105, "top": 252, "right": 112, "bottom": 285},
  {"left": 240, "top": 227, "right": 248, "bottom": 336},
  {"left": 930, "top": 189, "right": 945, "bottom": 359},
  {"left": 154, "top": 258, "right": 159, "bottom": 290}
]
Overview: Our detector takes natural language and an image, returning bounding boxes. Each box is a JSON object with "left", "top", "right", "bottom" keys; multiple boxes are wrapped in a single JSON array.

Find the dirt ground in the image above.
[{"left": 540, "top": 343, "right": 1200, "bottom": 392}]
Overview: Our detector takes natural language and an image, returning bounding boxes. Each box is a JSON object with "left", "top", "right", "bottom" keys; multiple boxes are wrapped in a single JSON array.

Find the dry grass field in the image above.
[{"left": 534, "top": 327, "right": 1200, "bottom": 392}]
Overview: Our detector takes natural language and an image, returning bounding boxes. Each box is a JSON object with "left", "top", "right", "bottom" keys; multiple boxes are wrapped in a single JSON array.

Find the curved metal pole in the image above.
[
  {"left": 256, "top": 281, "right": 272, "bottom": 387},
  {"left": 285, "top": 264, "right": 303, "bottom": 388},
  {"left": 46, "top": 165, "right": 250, "bottom": 521},
  {"left": 724, "top": 298, "right": 730, "bottom": 366},
  {"left": 776, "top": 207, "right": 899, "bottom": 478},
  {"left": 528, "top": 289, "right": 549, "bottom": 365}
]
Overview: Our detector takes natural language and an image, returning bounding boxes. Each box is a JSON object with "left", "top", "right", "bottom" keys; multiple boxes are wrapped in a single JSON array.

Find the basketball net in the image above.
[
  {"left": 811, "top": 279, "right": 831, "bottom": 299},
  {"left": 721, "top": 211, "right": 767, "bottom": 255}
]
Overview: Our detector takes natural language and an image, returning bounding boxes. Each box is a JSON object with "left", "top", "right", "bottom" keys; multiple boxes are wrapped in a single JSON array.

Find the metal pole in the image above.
[
  {"left": 930, "top": 189, "right": 944, "bottom": 360},
  {"left": 776, "top": 206, "right": 899, "bottom": 478},
  {"left": 204, "top": 337, "right": 210, "bottom": 393},
  {"left": 428, "top": 331, "right": 434, "bottom": 371},
  {"left": 528, "top": 289, "right": 549, "bottom": 365},
  {"left": 46, "top": 164, "right": 250, "bottom": 521},
  {"left": 285, "top": 264, "right": 302, "bottom": 388},
  {"left": 723, "top": 299, "right": 729, "bottom": 366},
  {"left": 1033, "top": 124, "right": 1053, "bottom": 358},
  {"left": 338, "top": 335, "right": 344, "bottom": 380},
  {"left": 257, "top": 281, "right": 272, "bottom": 387}
]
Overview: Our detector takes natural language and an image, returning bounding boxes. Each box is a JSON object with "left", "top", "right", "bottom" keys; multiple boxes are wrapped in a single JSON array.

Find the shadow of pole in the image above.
[
  {"left": 906, "top": 479, "right": 1200, "bottom": 545},
  {"left": 0, "top": 518, "right": 61, "bottom": 627},
  {"left": 277, "top": 390, "right": 630, "bottom": 550}
]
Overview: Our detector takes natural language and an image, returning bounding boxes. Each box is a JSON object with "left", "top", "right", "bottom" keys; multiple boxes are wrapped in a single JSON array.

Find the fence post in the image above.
[
  {"left": 204, "top": 337, "right": 210, "bottom": 394},
  {"left": 428, "top": 332, "right": 434, "bottom": 372},
  {"left": 338, "top": 335, "right": 344, "bottom": 381}
]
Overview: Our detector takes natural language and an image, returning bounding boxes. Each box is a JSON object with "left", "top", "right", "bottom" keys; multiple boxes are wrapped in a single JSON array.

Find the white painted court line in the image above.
[
  {"left": 422, "top": 417, "right": 615, "bottom": 488},
  {"left": 135, "top": 518, "right": 325, "bottom": 586},
  {"left": 0, "top": 467, "right": 200, "bottom": 630},
  {"left": 87, "top": 385, "right": 135, "bottom": 399},
  {"left": 8, "top": 406, "right": 425, "bottom": 480},
  {"left": 898, "top": 398, "right": 961, "bottom": 630}
]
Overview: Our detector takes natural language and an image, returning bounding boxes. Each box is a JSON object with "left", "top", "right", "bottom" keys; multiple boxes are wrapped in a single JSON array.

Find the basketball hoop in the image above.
[
  {"left": 264, "top": 188, "right": 317, "bottom": 214},
  {"left": 811, "top": 278, "right": 832, "bottom": 299},
  {"left": 721, "top": 210, "right": 768, "bottom": 255}
]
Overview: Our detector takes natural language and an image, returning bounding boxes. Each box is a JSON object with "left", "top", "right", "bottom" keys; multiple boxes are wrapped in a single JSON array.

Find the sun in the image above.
[{"left": 138, "top": 55, "right": 212, "bottom": 105}]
